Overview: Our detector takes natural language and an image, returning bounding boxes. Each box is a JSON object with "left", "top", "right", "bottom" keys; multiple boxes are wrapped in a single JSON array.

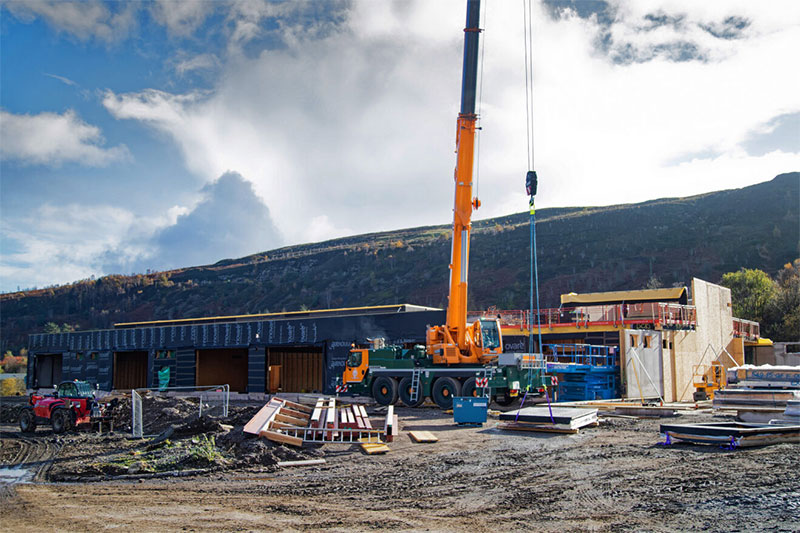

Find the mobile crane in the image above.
[{"left": 339, "top": 0, "right": 550, "bottom": 409}]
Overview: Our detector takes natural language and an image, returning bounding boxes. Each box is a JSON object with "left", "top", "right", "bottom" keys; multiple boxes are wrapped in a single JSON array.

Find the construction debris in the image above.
[
  {"left": 660, "top": 421, "right": 800, "bottom": 448},
  {"left": 498, "top": 406, "right": 598, "bottom": 433}
]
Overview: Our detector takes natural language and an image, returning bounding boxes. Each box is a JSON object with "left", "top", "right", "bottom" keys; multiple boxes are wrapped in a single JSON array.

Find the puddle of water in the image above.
[{"left": 0, "top": 467, "right": 33, "bottom": 484}]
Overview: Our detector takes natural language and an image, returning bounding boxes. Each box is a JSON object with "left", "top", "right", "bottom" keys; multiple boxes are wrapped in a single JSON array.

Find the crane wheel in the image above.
[
  {"left": 372, "top": 377, "right": 399, "bottom": 406},
  {"left": 432, "top": 377, "right": 461, "bottom": 410},
  {"left": 398, "top": 377, "right": 424, "bottom": 407},
  {"left": 461, "top": 377, "right": 479, "bottom": 398}
]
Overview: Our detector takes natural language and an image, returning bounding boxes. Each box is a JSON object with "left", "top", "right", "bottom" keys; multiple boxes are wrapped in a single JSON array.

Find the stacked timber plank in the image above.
[
  {"left": 498, "top": 407, "right": 598, "bottom": 434},
  {"left": 243, "top": 397, "right": 392, "bottom": 447}
]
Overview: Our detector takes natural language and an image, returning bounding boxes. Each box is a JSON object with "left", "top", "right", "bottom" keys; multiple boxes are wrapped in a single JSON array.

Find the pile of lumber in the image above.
[
  {"left": 498, "top": 406, "right": 599, "bottom": 434},
  {"left": 243, "top": 397, "right": 396, "bottom": 448}
]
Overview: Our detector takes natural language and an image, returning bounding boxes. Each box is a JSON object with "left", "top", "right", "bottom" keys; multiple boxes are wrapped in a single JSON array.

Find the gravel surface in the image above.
[{"left": 1, "top": 400, "right": 798, "bottom": 532}]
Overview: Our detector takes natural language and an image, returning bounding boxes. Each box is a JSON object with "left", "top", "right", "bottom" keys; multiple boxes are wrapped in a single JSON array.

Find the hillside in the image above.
[{"left": 1, "top": 172, "right": 797, "bottom": 351}]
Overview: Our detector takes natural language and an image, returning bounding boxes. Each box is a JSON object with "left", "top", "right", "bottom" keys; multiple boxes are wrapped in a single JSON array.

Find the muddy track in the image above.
[
  {"left": 1, "top": 409, "right": 798, "bottom": 532},
  {"left": 0, "top": 429, "right": 63, "bottom": 489}
]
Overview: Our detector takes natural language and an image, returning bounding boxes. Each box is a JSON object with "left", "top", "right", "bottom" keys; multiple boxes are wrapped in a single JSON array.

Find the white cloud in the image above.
[
  {"left": 150, "top": 0, "right": 215, "bottom": 37},
  {"left": 99, "top": 0, "right": 799, "bottom": 248},
  {"left": 43, "top": 73, "right": 77, "bottom": 87},
  {"left": 0, "top": 110, "right": 129, "bottom": 167},
  {"left": 0, "top": 204, "right": 147, "bottom": 290},
  {"left": 173, "top": 53, "right": 219, "bottom": 76},
  {"left": 3, "top": 0, "right": 136, "bottom": 43}
]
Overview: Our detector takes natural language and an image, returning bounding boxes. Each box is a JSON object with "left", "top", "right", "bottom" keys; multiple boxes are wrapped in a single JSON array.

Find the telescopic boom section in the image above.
[{"left": 428, "top": 0, "right": 499, "bottom": 365}]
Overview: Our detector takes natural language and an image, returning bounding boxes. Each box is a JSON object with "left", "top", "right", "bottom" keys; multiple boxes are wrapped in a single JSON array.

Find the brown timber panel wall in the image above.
[
  {"left": 196, "top": 348, "right": 248, "bottom": 392},
  {"left": 113, "top": 351, "right": 148, "bottom": 389},
  {"left": 267, "top": 346, "right": 323, "bottom": 393}
]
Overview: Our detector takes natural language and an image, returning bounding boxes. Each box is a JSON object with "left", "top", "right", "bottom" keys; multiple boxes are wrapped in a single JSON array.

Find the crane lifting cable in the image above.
[{"left": 522, "top": 0, "right": 550, "bottom": 421}]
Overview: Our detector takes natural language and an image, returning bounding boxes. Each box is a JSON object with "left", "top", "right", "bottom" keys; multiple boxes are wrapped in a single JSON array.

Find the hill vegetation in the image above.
[{"left": 1, "top": 172, "right": 797, "bottom": 351}]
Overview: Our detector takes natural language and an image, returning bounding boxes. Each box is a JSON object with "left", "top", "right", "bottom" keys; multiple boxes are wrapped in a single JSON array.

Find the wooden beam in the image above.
[
  {"left": 274, "top": 412, "right": 308, "bottom": 426},
  {"left": 260, "top": 429, "right": 304, "bottom": 447},
  {"left": 277, "top": 459, "right": 326, "bottom": 467},
  {"left": 243, "top": 398, "right": 284, "bottom": 435},
  {"left": 270, "top": 420, "right": 306, "bottom": 431},
  {"left": 280, "top": 399, "right": 314, "bottom": 413},
  {"left": 280, "top": 406, "right": 311, "bottom": 421}
]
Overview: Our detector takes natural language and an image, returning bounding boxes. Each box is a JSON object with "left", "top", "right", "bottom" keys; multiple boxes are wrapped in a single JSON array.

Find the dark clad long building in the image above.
[{"left": 27, "top": 304, "right": 444, "bottom": 395}]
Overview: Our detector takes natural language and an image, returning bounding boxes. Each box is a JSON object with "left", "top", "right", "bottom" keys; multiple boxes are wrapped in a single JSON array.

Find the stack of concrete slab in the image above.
[
  {"left": 660, "top": 421, "right": 800, "bottom": 447},
  {"left": 727, "top": 365, "right": 800, "bottom": 389},
  {"left": 716, "top": 364, "right": 800, "bottom": 423},
  {"left": 498, "top": 406, "right": 598, "bottom": 434}
]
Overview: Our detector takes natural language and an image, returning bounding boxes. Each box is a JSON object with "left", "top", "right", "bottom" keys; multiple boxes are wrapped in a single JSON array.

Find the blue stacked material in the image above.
[
  {"left": 545, "top": 344, "right": 619, "bottom": 401},
  {"left": 453, "top": 396, "right": 488, "bottom": 425}
]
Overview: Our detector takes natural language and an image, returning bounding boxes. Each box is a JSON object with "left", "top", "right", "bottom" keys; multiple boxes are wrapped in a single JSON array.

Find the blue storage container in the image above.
[{"left": 453, "top": 396, "right": 489, "bottom": 425}]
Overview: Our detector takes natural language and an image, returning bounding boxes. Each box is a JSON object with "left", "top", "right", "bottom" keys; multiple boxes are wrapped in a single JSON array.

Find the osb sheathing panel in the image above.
[
  {"left": 670, "top": 331, "right": 698, "bottom": 402},
  {"left": 663, "top": 279, "right": 735, "bottom": 402}
]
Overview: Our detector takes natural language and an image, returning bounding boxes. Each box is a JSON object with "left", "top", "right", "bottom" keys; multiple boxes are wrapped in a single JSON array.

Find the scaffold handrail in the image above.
[
  {"left": 471, "top": 302, "right": 698, "bottom": 331},
  {"left": 542, "top": 343, "right": 618, "bottom": 367}
]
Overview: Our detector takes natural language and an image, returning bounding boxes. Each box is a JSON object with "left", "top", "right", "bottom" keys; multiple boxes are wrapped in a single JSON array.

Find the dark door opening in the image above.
[
  {"left": 113, "top": 351, "right": 148, "bottom": 390},
  {"left": 35, "top": 354, "right": 63, "bottom": 388},
  {"left": 266, "top": 346, "right": 323, "bottom": 393},
  {"left": 196, "top": 349, "right": 248, "bottom": 393}
]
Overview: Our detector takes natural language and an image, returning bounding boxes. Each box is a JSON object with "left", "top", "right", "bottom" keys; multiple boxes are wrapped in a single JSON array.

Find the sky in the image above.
[{"left": 1, "top": 0, "right": 798, "bottom": 293}]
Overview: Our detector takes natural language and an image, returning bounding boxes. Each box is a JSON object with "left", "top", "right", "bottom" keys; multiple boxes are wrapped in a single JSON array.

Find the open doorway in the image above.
[{"left": 34, "top": 353, "right": 63, "bottom": 388}]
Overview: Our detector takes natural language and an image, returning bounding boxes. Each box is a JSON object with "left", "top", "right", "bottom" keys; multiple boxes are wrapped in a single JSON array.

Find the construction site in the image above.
[{"left": 2, "top": 0, "right": 798, "bottom": 531}]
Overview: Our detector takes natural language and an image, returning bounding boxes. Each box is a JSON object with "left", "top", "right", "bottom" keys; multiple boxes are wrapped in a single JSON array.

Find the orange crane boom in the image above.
[{"left": 426, "top": 0, "right": 502, "bottom": 366}]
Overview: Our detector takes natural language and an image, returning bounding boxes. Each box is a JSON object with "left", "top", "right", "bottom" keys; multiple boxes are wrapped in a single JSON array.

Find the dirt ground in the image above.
[{"left": 1, "top": 397, "right": 798, "bottom": 532}]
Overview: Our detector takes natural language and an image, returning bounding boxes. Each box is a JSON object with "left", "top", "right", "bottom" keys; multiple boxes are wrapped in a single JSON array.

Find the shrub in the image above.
[{"left": 0, "top": 377, "right": 26, "bottom": 396}]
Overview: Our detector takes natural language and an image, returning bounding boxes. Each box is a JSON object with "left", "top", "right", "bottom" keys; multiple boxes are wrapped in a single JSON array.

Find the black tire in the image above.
[
  {"left": 693, "top": 390, "right": 707, "bottom": 402},
  {"left": 462, "top": 377, "right": 479, "bottom": 398},
  {"left": 51, "top": 409, "right": 69, "bottom": 434},
  {"left": 372, "top": 376, "right": 398, "bottom": 406},
  {"left": 19, "top": 409, "right": 37, "bottom": 433},
  {"left": 398, "top": 377, "right": 425, "bottom": 407},
  {"left": 432, "top": 377, "right": 461, "bottom": 410},
  {"left": 494, "top": 394, "right": 520, "bottom": 407}
]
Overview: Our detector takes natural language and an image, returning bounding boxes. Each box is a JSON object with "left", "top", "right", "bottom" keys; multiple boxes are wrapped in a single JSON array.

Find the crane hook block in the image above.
[{"left": 526, "top": 170, "right": 538, "bottom": 197}]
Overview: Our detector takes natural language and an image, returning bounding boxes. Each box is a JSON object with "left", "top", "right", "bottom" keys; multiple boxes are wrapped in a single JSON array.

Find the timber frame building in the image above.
[{"left": 27, "top": 305, "right": 444, "bottom": 395}]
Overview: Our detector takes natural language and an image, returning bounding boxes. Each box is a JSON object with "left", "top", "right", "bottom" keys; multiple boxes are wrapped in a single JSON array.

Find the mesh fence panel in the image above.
[{"left": 132, "top": 389, "right": 143, "bottom": 438}]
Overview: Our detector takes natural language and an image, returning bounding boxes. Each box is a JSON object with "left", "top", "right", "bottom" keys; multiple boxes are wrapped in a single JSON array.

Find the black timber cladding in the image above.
[{"left": 27, "top": 309, "right": 444, "bottom": 393}]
